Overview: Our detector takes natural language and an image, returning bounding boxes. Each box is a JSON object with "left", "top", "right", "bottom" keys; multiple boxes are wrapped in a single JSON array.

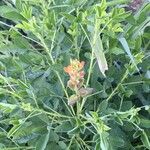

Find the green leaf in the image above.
[
  {"left": 49, "top": 130, "right": 59, "bottom": 142},
  {"left": 96, "top": 0, "right": 107, "bottom": 17},
  {"left": 92, "top": 32, "right": 108, "bottom": 77},
  {"left": 61, "top": 13, "right": 75, "bottom": 22},
  {"left": 2, "top": 12, "right": 26, "bottom": 21},
  {"left": 141, "top": 131, "right": 150, "bottom": 149},
  {"left": 0, "top": 44, "right": 27, "bottom": 55},
  {"left": 55, "top": 121, "right": 73, "bottom": 133},
  {"left": 118, "top": 37, "right": 138, "bottom": 71},
  {"left": 140, "top": 118, "right": 150, "bottom": 128},
  {"left": 0, "top": 5, "right": 16, "bottom": 14},
  {"left": 36, "top": 126, "right": 51, "bottom": 150},
  {"left": 58, "top": 141, "right": 67, "bottom": 149},
  {"left": 110, "top": 47, "right": 124, "bottom": 55},
  {"left": 110, "top": 136, "right": 124, "bottom": 148},
  {"left": 0, "top": 5, "right": 26, "bottom": 21},
  {"left": 100, "top": 132, "right": 110, "bottom": 150},
  {"left": 98, "top": 100, "right": 108, "bottom": 113},
  {"left": 0, "top": 102, "right": 17, "bottom": 113}
]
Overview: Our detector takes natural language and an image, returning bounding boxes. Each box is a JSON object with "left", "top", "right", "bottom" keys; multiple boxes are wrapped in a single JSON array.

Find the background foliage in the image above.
[{"left": 0, "top": 0, "right": 150, "bottom": 149}]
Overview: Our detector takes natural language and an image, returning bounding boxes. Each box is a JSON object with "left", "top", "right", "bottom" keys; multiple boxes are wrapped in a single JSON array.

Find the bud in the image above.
[
  {"left": 68, "top": 94, "right": 80, "bottom": 106},
  {"left": 67, "top": 80, "right": 76, "bottom": 90},
  {"left": 78, "top": 88, "right": 94, "bottom": 97}
]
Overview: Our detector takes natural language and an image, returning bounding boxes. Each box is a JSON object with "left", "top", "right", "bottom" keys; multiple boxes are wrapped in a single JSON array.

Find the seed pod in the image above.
[
  {"left": 68, "top": 94, "right": 80, "bottom": 106},
  {"left": 78, "top": 87, "right": 94, "bottom": 97}
]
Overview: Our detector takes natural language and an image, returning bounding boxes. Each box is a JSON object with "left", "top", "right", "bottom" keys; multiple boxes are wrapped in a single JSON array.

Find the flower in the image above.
[
  {"left": 64, "top": 59, "right": 85, "bottom": 75},
  {"left": 64, "top": 59, "right": 94, "bottom": 106},
  {"left": 64, "top": 59, "right": 85, "bottom": 90}
]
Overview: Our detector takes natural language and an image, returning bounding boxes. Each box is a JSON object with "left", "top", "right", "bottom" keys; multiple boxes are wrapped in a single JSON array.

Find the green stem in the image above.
[
  {"left": 3, "top": 147, "right": 35, "bottom": 150},
  {"left": 39, "top": 36, "right": 75, "bottom": 116},
  {"left": 67, "top": 135, "right": 75, "bottom": 150},
  {"left": 119, "top": 95, "right": 124, "bottom": 111},
  {"left": 79, "top": 23, "right": 95, "bottom": 113},
  {"left": 79, "top": 17, "right": 101, "bottom": 113},
  {"left": 106, "top": 70, "right": 128, "bottom": 102}
]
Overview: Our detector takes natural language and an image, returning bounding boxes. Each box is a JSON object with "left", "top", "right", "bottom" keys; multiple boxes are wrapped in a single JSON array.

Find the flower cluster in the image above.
[
  {"left": 64, "top": 59, "right": 93, "bottom": 106},
  {"left": 64, "top": 59, "right": 85, "bottom": 90}
]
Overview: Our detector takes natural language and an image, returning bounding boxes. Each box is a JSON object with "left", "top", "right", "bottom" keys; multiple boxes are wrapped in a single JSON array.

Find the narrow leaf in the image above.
[
  {"left": 92, "top": 35, "right": 108, "bottom": 77},
  {"left": 118, "top": 37, "right": 139, "bottom": 71}
]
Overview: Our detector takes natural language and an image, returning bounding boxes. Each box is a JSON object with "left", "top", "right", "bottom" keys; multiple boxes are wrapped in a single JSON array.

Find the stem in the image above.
[
  {"left": 79, "top": 23, "right": 95, "bottom": 113},
  {"left": 38, "top": 36, "right": 75, "bottom": 116},
  {"left": 79, "top": 17, "right": 102, "bottom": 113},
  {"left": 3, "top": 147, "right": 35, "bottom": 150},
  {"left": 67, "top": 135, "right": 75, "bottom": 150},
  {"left": 122, "top": 81, "right": 144, "bottom": 85},
  {"left": 86, "top": 50, "right": 95, "bottom": 87},
  {"left": 30, "top": 90, "right": 39, "bottom": 108},
  {"left": 106, "top": 70, "right": 128, "bottom": 102},
  {"left": 8, "top": 111, "right": 36, "bottom": 137},
  {"left": 119, "top": 95, "right": 124, "bottom": 111}
]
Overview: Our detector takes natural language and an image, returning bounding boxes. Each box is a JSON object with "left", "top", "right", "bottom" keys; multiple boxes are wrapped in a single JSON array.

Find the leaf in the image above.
[
  {"left": 100, "top": 132, "right": 110, "bottom": 150},
  {"left": 118, "top": 37, "right": 138, "bottom": 71},
  {"left": 112, "top": 8, "right": 131, "bottom": 21},
  {"left": 92, "top": 34, "right": 108, "bottom": 77},
  {"left": 0, "top": 5, "right": 17, "bottom": 14},
  {"left": 2, "top": 12, "right": 26, "bottom": 21},
  {"left": 13, "top": 36, "right": 31, "bottom": 49},
  {"left": 61, "top": 13, "right": 75, "bottom": 22},
  {"left": 140, "top": 118, "right": 150, "bottom": 128},
  {"left": 135, "top": 2, "right": 150, "bottom": 24},
  {"left": 0, "top": 5, "right": 26, "bottom": 21},
  {"left": 49, "top": 130, "right": 59, "bottom": 142},
  {"left": 45, "top": 142, "right": 61, "bottom": 150},
  {"left": 0, "top": 143, "right": 5, "bottom": 149},
  {"left": 109, "top": 135, "right": 124, "bottom": 148},
  {"left": 0, "top": 102, "right": 17, "bottom": 113},
  {"left": 36, "top": 126, "right": 51, "bottom": 150},
  {"left": 110, "top": 47, "right": 124, "bottom": 55},
  {"left": 58, "top": 141, "right": 67, "bottom": 149},
  {"left": 0, "top": 44, "right": 27, "bottom": 55},
  {"left": 14, "top": 0, "right": 22, "bottom": 10},
  {"left": 98, "top": 100, "right": 108, "bottom": 113},
  {"left": 96, "top": 0, "right": 107, "bottom": 17},
  {"left": 141, "top": 131, "right": 150, "bottom": 149},
  {"left": 54, "top": 121, "right": 73, "bottom": 133}
]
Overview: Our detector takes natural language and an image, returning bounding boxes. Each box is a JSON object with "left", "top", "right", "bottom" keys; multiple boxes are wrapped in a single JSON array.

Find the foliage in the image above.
[{"left": 0, "top": 0, "right": 150, "bottom": 149}]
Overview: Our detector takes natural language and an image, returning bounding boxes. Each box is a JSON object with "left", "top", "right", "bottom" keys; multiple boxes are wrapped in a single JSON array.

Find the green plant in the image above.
[{"left": 0, "top": 0, "right": 150, "bottom": 149}]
